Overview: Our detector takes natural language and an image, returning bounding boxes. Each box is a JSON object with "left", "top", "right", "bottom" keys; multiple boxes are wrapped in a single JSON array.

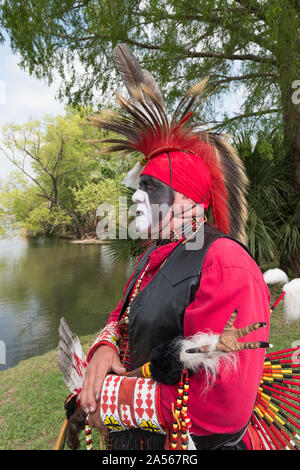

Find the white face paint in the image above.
[{"left": 132, "top": 189, "right": 153, "bottom": 233}]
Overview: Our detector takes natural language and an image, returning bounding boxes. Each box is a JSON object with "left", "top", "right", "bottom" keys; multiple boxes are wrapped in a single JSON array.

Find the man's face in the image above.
[
  {"left": 132, "top": 175, "right": 174, "bottom": 234},
  {"left": 138, "top": 175, "right": 174, "bottom": 206}
]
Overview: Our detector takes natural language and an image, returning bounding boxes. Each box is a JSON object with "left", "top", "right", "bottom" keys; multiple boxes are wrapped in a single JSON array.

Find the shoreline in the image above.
[
  {"left": 18, "top": 230, "right": 111, "bottom": 244},
  {"left": 68, "top": 238, "right": 110, "bottom": 244}
]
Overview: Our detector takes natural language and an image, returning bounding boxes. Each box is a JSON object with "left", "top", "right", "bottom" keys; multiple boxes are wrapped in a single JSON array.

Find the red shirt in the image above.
[{"left": 99, "top": 236, "right": 270, "bottom": 447}]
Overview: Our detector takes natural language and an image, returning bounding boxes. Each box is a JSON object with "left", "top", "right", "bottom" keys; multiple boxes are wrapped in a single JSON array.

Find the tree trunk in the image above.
[
  {"left": 282, "top": 98, "right": 300, "bottom": 194},
  {"left": 277, "top": 5, "right": 300, "bottom": 194},
  {"left": 276, "top": 6, "right": 300, "bottom": 275},
  {"left": 73, "top": 214, "right": 85, "bottom": 239},
  {"left": 55, "top": 198, "right": 85, "bottom": 239},
  {"left": 281, "top": 95, "right": 300, "bottom": 277}
]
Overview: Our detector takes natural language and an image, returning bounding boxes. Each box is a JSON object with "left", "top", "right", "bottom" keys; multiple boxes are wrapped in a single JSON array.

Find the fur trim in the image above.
[
  {"left": 282, "top": 278, "right": 300, "bottom": 322},
  {"left": 149, "top": 337, "right": 185, "bottom": 385},
  {"left": 110, "top": 429, "right": 166, "bottom": 450},
  {"left": 179, "top": 332, "right": 238, "bottom": 391},
  {"left": 263, "top": 268, "right": 289, "bottom": 285}
]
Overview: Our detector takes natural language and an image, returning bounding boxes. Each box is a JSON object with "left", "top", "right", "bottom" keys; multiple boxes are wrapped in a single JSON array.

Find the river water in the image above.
[{"left": 0, "top": 236, "right": 130, "bottom": 372}]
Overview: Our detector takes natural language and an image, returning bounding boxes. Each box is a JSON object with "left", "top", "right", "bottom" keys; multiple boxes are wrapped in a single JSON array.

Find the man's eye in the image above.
[{"left": 139, "top": 180, "right": 158, "bottom": 190}]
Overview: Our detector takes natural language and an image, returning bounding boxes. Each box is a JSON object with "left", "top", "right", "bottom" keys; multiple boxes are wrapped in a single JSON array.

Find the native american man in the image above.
[{"left": 73, "top": 45, "right": 271, "bottom": 451}]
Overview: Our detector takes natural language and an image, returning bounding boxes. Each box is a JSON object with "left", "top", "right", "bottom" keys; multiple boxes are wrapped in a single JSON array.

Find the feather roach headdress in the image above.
[{"left": 88, "top": 44, "right": 249, "bottom": 244}]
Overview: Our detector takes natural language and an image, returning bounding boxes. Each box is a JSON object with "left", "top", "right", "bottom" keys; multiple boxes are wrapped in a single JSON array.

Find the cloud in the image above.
[
  {"left": 0, "top": 44, "right": 66, "bottom": 179},
  {"left": 0, "top": 51, "right": 65, "bottom": 123}
]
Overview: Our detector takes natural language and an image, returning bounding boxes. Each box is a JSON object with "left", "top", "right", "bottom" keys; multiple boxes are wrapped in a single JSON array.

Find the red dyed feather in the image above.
[{"left": 132, "top": 114, "right": 231, "bottom": 235}]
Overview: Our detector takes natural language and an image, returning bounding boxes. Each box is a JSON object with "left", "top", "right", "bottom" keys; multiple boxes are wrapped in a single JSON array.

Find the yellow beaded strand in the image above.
[
  {"left": 85, "top": 416, "right": 93, "bottom": 450},
  {"left": 171, "top": 371, "right": 191, "bottom": 450}
]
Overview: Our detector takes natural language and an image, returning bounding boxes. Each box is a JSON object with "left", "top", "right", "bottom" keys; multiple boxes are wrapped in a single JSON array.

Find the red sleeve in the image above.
[{"left": 158, "top": 238, "right": 271, "bottom": 436}]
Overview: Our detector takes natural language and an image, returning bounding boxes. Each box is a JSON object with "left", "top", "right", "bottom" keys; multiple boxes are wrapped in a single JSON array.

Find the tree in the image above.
[
  {"left": 234, "top": 131, "right": 300, "bottom": 274},
  {"left": 72, "top": 178, "right": 123, "bottom": 234},
  {"left": 1, "top": 0, "right": 299, "bottom": 195},
  {"left": 0, "top": 172, "right": 55, "bottom": 237},
  {"left": 0, "top": 108, "right": 108, "bottom": 238}
]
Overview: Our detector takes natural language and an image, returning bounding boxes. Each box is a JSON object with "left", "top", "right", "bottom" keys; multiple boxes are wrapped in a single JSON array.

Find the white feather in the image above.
[
  {"left": 187, "top": 432, "right": 197, "bottom": 450},
  {"left": 179, "top": 332, "right": 237, "bottom": 392},
  {"left": 263, "top": 268, "right": 289, "bottom": 285},
  {"left": 122, "top": 161, "right": 144, "bottom": 189},
  {"left": 57, "top": 318, "right": 87, "bottom": 394},
  {"left": 282, "top": 278, "right": 300, "bottom": 322}
]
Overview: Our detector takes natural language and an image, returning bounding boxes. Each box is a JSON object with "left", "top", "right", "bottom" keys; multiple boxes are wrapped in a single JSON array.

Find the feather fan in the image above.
[{"left": 57, "top": 318, "right": 87, "bottom": 395}]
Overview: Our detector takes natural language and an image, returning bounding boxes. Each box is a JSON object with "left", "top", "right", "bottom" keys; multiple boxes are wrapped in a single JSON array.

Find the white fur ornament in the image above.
[
  {"left": 263, "top": 268, "right": 289, "bottom": 285},
  {"left": 179, "top": 332, "right": 237, "bottom": 392},
  {"left": 282, "top": 278, "right": 300, "bottom": 322}
]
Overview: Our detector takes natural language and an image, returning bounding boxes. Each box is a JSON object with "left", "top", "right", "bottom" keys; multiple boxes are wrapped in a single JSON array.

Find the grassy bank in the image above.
[
  {"left": 0, "top": 286, "right": 299, "bottom": 450},
  {"left": 0, "top": 334, "right": 95, "bottom": 451}
]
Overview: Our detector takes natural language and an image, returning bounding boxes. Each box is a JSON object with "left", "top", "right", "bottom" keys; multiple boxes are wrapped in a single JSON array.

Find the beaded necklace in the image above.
[
  {"left": 118, "top": 261, "right": 150, "bottom": 367},
  {"left": 118, "top": 216, "right": 206, "bottom": 368}
]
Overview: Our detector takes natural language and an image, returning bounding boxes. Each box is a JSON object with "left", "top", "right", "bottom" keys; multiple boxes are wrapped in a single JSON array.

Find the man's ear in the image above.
[{"left": 173, "top": 191, "right": 193, "bottom": 205}]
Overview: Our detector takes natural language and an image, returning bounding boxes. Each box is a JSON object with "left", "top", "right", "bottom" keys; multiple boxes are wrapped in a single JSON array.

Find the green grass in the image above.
[
  {"left": 0, "top": 286, "right": 299, "bottom": 450},
  {"left": 0, "top": 334, "right": 95, "bottom": 450},
  {"left": 268, "top": 285, "right": 300, "bottom": 351}
]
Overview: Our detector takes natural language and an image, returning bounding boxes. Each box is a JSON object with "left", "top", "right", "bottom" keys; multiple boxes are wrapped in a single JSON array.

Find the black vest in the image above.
[{"left": 119, "top": 224, "right": 251, "bottom": 370}]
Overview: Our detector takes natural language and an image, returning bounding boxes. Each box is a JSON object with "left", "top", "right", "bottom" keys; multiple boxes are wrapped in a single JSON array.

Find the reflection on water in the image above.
[{"left": 0, "top": 236, "right": 130, "bottom": 371}]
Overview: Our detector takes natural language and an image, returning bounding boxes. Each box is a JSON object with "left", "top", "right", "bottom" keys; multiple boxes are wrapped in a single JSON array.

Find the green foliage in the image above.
[
  {"left": 23, "top": 205, "right": 72, "bottom": 237},
  {"left": 72, "top": 178, "right": 122, "bottom": 233},
  {"left": 0, "top": 172, "right": 35, "bottom": 237},
  {"left": 72, "top": 180, "right": 120, "bottom": 216},
  {"left": 1, "top": 1, "right": 299, "bottom": 118},
  {"left": 0, "top": 108, "right": 128, "bottom": 239},
  {"left": 2, "top": 0, "right": 300, "bottom": 208},
  {"left": 234, "top": 131, "right": 300, "bottom": 268}
]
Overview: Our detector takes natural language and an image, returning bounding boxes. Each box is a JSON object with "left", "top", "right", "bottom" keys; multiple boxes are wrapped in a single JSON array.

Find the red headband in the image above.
[{"left": 141, "top": 150, "right": 212, "bottom": 209}]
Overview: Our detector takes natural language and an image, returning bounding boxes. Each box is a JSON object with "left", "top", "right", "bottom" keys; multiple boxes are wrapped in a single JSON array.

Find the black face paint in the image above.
[
  {"left": 139, "top": 175, "right": 174, "bottom": 207},
  {"left": 139, "top": 175, "right": 174, "bottom": 237}
]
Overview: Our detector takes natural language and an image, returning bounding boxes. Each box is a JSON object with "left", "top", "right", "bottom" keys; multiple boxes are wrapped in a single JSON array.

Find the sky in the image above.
[{"left": 0, "top": 37, "right": 66, "bottom": 180}]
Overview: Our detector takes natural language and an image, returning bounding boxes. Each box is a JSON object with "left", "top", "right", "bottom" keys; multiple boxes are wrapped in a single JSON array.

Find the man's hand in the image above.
[
  {"left": 87, "top": 400, "right": 109, "bottom": 437},
  {"left": 80, "top": 345, "right": 126, "bottom": 416}
]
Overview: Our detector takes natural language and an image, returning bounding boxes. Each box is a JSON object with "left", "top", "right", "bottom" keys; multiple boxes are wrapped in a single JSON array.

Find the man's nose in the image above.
[{"left": 132, "top": 189, "right": 146, "bottom": 204}]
